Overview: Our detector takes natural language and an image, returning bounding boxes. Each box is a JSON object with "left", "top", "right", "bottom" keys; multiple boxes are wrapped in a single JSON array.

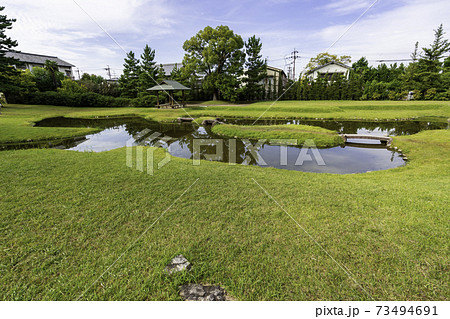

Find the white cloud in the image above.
[
  {"left": 315, "top": 0, "right": 450, "bottom": 63},
  {"left": 2, "top": 0, "right": 449, "bottom": 79},
  {"left": 3, "top": 0, "right": 176, "bottom": 76},
  {"left": 323, "top": 0, "right": 375, "bottom": 15}
]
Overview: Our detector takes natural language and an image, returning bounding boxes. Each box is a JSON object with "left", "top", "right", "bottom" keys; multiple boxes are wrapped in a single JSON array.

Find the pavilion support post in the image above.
[
  {"left": 182, "top": 90, "right": 185, "bottom": 107},
  {"left": 156, "top": 91, "right": 160, "bottom": 107}
]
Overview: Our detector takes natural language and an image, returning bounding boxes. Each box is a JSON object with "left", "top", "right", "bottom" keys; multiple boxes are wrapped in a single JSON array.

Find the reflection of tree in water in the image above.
[
  {"left": 228, "top": 118, "right": 447, "bottom": 136},
  {"left": 35, "top": 116, "right": 443, "bottom": 166}
]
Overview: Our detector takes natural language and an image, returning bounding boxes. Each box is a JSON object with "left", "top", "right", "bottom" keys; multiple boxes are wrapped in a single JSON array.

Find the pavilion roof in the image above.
[{"left": 147, "top": 80, "right": 190, "bottom": 91}]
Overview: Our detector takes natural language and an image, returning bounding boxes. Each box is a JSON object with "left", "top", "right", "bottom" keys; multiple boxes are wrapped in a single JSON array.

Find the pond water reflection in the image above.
[{"left": 30, "top": 116, "right": 414, "bottom": 174}]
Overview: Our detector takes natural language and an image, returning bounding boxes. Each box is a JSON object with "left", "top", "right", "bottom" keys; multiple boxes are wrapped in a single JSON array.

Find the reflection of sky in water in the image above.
[
  {"left": 256, "top": 145, "right": 403, "bottom": 174},
  {"left": 66, "top": 124, "right": 405, "bottom": 174},
  {"left": 356, "top": 128, "right": 394, "bottom": 136},
  {"left": 68, "top": 126, "right": 133, "bottom": 152}
]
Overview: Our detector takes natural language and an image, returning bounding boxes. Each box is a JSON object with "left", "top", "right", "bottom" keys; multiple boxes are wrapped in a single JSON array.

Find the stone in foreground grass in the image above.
[
  {"left": 180, "top": 284, "right": 228, "bottom": 301},
  {"left": 165, "top": 255, "right": 192, "bottom": 275}
]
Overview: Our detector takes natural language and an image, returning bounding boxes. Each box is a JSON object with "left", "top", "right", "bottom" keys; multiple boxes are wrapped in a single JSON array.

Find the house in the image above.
[
  {"left": 5, "top": 51, "right": 75, "bottom": 78},
  {"left": 161, "top": 63, "right": 287, "bottom": 99},
  {"left": 263, "top": 66, "right": 288, "bottom": 96},
  {"left": 306, "top": 62, "right": 351, "bottom": 81},
  {"left": 162, "top": 63, "right": 181, "bottom": 77}
]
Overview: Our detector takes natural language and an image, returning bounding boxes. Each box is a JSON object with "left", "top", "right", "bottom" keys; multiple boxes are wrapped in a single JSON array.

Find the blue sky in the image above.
[{"left": 3, "top": 0, "right": 450, "bottom": 79}]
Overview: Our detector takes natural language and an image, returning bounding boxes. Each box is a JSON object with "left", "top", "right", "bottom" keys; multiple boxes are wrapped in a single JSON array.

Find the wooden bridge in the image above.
[{"left": 340, "top": 134, "right": 393, "bottom": 146}]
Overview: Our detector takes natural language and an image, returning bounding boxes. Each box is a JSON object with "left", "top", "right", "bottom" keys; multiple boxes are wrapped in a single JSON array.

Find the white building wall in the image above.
[{"left": 308, "top": 63, "right": 350, "bottom": 81}]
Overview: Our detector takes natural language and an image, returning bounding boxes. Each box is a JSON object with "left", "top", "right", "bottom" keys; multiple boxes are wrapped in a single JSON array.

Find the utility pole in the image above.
[
  {"left": 286, "top": 64, "right": 292, "bottom": 80},
  {"left": 287, "top": 48, "right": 301, "bottom": 80},
  {"left": 105, "top": 65, "right": 112, "bottom": 80}
]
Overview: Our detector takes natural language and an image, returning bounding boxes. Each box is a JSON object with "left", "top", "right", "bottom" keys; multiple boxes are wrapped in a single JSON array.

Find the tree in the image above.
[
  {"left": 411, "top": 41, "right": 420, "bottom": 62},
  {"left": 182, "top": 25, "right": 245, "bottom": 101},
  {"left": 242, "top": 35, "right": 266, "bottom": 101},
  {"left": 44, "top": 60, "right": 60, "bottom": 90},
  {"left": 415, "top": 24, "right": 450, "bottom": 92},
  {"left": 0, "top": 6, "right": 21, "bottom": 92},
  {"left": 422, "top": 24, "right": 450, "bottom": 62},
  {"left": 156, "top": 63, "right": 166, "bottom": 83},
  {"left": 58, "top": 78, "right": 88, "bottom": 94},
  {"left": 119, "top": 51, "right": 140, "bottom": 98},
  {"left": 139, "top": 45, "right": 157, "bottom": 95},
  {"left": 31, "top": 66, "right": 64, "bottom": 91},
  {"left": 305, "top": 53, "right": 351, "bottom": 72}
]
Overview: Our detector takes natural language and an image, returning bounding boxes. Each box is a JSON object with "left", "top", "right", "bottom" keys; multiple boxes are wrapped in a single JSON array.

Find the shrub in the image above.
[
  {"left": 130, "top": 95, "right": 157, "bottom": 107},
  {"left": 424, "top": 88, "right": 437, "bottom": 100},
  {"left": 9, "top": 91, "right": 139, "bottom": 107},
  {"left": 434, "top": 90, "right": 450, "bottom": 100}
]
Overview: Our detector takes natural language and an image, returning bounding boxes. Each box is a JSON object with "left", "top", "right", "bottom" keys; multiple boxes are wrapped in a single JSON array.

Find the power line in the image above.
[
  {"left": 286, "top": 48, "right": 301, "bottom": 80},
  {"left": 370, "top": 59, "right": 413, "bottom": 62},
  {"left": 105, "top": 65, "right": 112, "bottom": 79}
]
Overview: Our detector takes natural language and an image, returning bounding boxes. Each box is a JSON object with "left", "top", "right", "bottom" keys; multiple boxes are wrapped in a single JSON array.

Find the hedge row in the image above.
[{"left": 6, "top": 91, "right": 157, "bottom": 108}]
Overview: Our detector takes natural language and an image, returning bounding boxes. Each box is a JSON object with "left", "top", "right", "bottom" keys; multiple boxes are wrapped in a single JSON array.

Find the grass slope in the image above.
[
  {"left": 192, "top": 100, "right": 450, "bottom": 121},
  {"left": 212, "top": 123, "right": 344, "bottom": 147},
  {"left": 1, "top": 101, "right": 449, "bottom": 144},
  {"left": 0, "top": 104, "right": 189, "bottom": 144},
  {"left": 0, "top": 129, "right": 448, "bottom": 300}
]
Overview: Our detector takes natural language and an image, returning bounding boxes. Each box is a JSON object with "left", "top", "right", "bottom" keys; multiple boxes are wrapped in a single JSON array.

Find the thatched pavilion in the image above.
[{"left": 147, "top": 80, "right": 190, "bottom": 108}]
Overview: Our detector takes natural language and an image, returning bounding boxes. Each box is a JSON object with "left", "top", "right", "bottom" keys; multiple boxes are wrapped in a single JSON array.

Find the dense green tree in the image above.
[
  {"left": 182, "top": 25, "right": 245, "bottom": 101},
  {"left": 242, "top": 35, "right": 266, "bottom": 101},
  {"left": 305, "top": 52, "right": 351, "bottom": 72},
  {"left": 139, "top": 45, "right": 157, "bottom": 95},
  {"left": 78, "top": 73, "right": 119, "bottom": 97},
  {"left": 169, "top": 63, "right": 183, "bottom": 82},
  {"left": 44, "top": 60, "right": 60, "bottom": 90},
  {"left": 414, "top": 24, "right": 450, "bottom": 92},
  {"left": 422, "top": 24, "right": 450, "bottom": 62},
  {"left": 156, "top": 64, "right": 166, "bottom": 82},
  {"left": 328, "top": 73, "right": 342, "bottom": 100},
  {"left": 80, "top": 73, "right": 103, "bottom": 91},
  {"left": 58, "top": 78, "right": 88, "bottom": 94},
  {"left": 119, "top": 51, "right": 140, "bottom": 98},
  {"left": 277, "top": 75, "right": 285, "bottom": 99},
  {"left": 0, "top": 6, "right": 21, "bottom": 93},
  {"left": 31, "top": 66, "right": 64, "bottom": 92}
]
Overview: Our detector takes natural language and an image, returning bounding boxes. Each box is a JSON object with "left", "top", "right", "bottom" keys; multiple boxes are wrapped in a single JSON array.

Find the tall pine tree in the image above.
[
  {"left": 0, "top": 6, "right": 21, "bottom": 92},
  {"left": 119, "top": 51, "right": 140, "bottom": 98},
  {"left": 139, "top": 45, "right": 157, "bottom": 96},
  {"left": 243, "top": 35, "right": 266, "bottom": 101}
]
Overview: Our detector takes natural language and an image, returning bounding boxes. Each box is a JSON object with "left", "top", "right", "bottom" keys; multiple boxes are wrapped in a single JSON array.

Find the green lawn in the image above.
[
  {"left": 0, "top": 104, "right": 188, "bottom": 144},
  {"left": 1, "top": 101, "right": 449, "bottom": 144},
  {"left": 212, "top": 123, "right": 344, "bottom": 147},
  {"left": 0, "top": 102, "right": 449, "bottom": 300},
  {"left": 191, "top": 100, "right": 450, "bottom": 121}
]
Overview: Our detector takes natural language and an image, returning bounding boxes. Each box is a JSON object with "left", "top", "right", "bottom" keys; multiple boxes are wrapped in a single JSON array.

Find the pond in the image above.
[
  {"left": 20, "top": 116, "right": 445, "bottom": 174},
  {"left": 228, "top": 118, "right": 448, "bottom": 136}
]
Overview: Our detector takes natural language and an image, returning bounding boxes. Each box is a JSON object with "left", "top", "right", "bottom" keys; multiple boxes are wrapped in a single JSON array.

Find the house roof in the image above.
[
  {"left": 162, "top": 63, "right": 180, "bottom": 76},
  {"left": 307, "top": 61, "right": 351, "bottom": 74},
  {"left": 5, "top": 51, "right": 75, "bottom": 67},
  {"left": 267, "top": 65, "right": 284, "bottom": 72},
  {"left": 147, "top": 80, "right": 190, "bottom": 91}
]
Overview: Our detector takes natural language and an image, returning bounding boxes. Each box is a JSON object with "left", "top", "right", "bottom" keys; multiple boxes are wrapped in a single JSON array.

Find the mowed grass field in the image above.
[
  {"left": 0, "top": 102, "right": 449, "bottom": 300},
  {"left": 1, "top": 100, "right": 449, "bottom": 144}
]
